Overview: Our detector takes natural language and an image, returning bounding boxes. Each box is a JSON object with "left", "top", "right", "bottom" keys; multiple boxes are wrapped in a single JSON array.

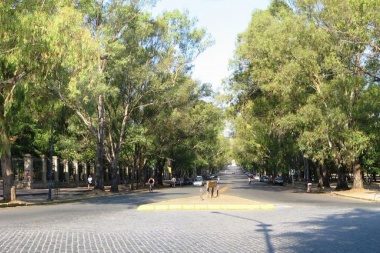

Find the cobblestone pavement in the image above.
[
  {"left": 1, "top": 197, "right": 380, "bottom": 253},
  {"left": 1, "top": 181, "right": 380, "bottom": 252}
]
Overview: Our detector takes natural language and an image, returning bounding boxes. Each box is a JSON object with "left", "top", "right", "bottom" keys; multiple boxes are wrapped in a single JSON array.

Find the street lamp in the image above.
[{"left": 48, "top": 122, "right": 54, "bottom": 201}]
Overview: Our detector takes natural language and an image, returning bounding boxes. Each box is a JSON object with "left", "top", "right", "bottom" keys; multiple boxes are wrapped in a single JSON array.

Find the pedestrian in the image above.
[
  {"left": 87, "top": 175, "right": 93, "bottom": 189},
  {"left": 148, "top": 177, "right": 155, "bottom": 192},
  {"left": 172, "top": 176, "right": 176, "bottom": 187}
]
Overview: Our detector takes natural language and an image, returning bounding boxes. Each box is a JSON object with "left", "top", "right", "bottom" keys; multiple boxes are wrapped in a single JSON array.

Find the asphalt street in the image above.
[{"left": 1, "top": 166, "right": 380, "bottom": 253}]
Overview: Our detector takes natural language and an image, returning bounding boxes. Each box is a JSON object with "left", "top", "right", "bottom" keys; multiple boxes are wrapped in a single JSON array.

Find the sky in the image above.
[{"left": 151, "top": 0, "right": 271, "bottom": 91}]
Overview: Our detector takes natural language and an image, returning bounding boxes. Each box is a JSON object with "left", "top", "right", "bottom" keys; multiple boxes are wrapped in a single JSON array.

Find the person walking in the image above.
[
  {"left": 171, "top": 176, "right": 176, "bottom": 187},
  {"left": 87, "top": 175, "right": 93, "bottom": 189},
  {"left": 148, "top": 177, "right": 155, "bottom": 192}
]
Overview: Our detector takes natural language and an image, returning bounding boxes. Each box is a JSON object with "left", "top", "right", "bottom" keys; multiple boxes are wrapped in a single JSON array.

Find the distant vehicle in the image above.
[
  {"left": 273, "top": 176, "right": 284, "bottom": 186},
  {"left": 209, "top": 174, "right": 218, "bottom": 180},
  {"left": 260, "top": 176, "right": 269, "bottom": 182},
  {"left": 193, "top": 176, "right": 204, "bottom": 187},
  {"left": 182, "top": 178, "right": 193, "bottom": 185},
  {"left": 254, "top": 175, "right": 260, "bottom": 180},
  {"left": 175, "top": 178, "right": 183, "bottom": 186}
]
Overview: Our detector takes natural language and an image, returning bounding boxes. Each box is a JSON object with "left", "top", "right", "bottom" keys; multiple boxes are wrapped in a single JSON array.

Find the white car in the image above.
[{"left": 193, "top": 176, "right": 204, "bottom": 186}]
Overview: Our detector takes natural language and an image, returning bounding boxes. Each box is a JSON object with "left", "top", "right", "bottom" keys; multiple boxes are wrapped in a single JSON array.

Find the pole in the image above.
[{"left": 48, "top": 123, "right": 53, "bottom": 201}]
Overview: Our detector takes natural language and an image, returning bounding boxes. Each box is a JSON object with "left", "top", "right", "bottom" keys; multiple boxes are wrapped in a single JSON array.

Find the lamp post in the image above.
[{"left": 48, "top": 122, "right": 53, "bottom": 201}]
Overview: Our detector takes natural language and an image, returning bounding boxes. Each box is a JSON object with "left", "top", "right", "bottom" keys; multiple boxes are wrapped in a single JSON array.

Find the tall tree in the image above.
[
  {"left": 56, "top": 1, "right": 213, "bottom": 192},
  {"left": 0, "top": 0, "right": 96, "bottom": 202},
  {"left": 229, "top": 0, "right": 380, "bottom": 190},
  {"left": 294, "top": 0, "right": 380, "bottom": 188}
]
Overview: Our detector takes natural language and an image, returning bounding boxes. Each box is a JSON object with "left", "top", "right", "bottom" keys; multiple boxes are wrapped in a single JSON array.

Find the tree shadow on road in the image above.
[{"left": 211, "top": 208, "right": 380, "bottom": 252}]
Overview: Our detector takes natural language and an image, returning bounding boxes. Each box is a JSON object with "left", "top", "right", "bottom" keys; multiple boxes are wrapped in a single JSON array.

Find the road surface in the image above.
[{"left": 0, "top": 165, "right": 379, "bottom": 253}]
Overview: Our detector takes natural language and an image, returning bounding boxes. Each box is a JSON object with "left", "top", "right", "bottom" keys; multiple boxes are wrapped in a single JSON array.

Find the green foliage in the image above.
[{"left": 228, "top": 0, "right": 380, "bottom": 182}]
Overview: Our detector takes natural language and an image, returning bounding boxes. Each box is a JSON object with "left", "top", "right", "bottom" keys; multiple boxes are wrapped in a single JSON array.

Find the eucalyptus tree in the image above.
[
  {"left": 141, "top": 76, "right": 223, "bottom": 184},
  {"left": 161, "top": 100, "right": 224, "bottom": 177},
  {"left": 182, "top": 101, "right": 224, "bottom": 174},
  {"left": 229, "top": 2, "right": 315, "bottom": 180},
  {"left": 230, "top": 0, "right": 380, "bottom": 190},
  {"left": 229, "top": 104, "right": 266, "bottom": 172},
  {"left": 138, "top": 77, "right": 199, "bottom": 184},
  {"left": 293, "top": 0, "right": 380, "bottom": 188},
  {"left": 0, "top": 0, "right": 96, "bottom": 202},
  {"left": 56, "top": 0, "right": 213, "bottom": 192}
]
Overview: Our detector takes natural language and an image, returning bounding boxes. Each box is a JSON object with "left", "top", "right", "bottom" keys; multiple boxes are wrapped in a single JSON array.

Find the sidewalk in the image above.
[
  {"left": 291, "top": 181, "right": 380, "bottom": 202},
  {"left": 1, "top": 181, "right": 380, "bottom": 208},
  {"left": 0, "top": 186, "right": 134, "bottom": 208}
]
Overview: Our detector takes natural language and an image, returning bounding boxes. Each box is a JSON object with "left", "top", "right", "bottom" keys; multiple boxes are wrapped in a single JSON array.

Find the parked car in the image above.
[
  {"left": 260, "top": 176, "right": 269, "bottom": 182},
  {"left": 182, "top": 178, "right": 193, "bottom": 185},
  {"left": 175, "top": 178, "right": 183, "bottom": 186},
  {"left": 254, "top": 175, "right": 260, "bottom": 180},
  {"left": 209, "top": 174, "right": 218, "bottom": 180},
  {"left": 193, "top": 176, "right": 204, "bottom": 186},
  {"left": 273, "top": 176, "right": 284, "bottom": 186}
]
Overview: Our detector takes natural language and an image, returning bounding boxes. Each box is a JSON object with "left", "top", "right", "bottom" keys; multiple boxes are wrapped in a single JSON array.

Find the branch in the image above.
[
  {"left": 356, "top": 65, "right": 380, "bottom": 83},
  {"left": 54, "top": 88, "right": 98, "bottom": 138},
  {"left": 0, "top": 71, "right": 27, "bottom": 88}
]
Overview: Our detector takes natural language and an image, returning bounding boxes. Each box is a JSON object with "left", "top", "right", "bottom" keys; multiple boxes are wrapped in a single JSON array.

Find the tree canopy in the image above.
[
  {"left": 228, "top": 0, "right": 380, "bottom": 189},
  {"left": 1, "top": 0, "right": 227, "bottom": 202}
]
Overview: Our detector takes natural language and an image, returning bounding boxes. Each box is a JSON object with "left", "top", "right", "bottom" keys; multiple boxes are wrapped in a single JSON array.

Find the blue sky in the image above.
[{"left": 151, "top": 0, "right": 271, "bottom": 91}]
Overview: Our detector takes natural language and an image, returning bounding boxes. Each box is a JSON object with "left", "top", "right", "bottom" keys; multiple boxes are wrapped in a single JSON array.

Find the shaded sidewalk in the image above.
[
  {"left": 289, "top": 181, "right": 380, "bottom": 202},
  {"left": 0, "top": 186, "right": 134, "bottom": 207}
]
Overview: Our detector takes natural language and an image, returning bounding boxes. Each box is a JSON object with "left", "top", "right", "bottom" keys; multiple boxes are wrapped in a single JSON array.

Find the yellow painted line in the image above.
[
  {"left": 193, "top": 204, "right": 209, "bottom": 210},
  {"left": 181, "top": 205, "right": 194, "bottom": 210},
  {"left": 137, "top": 205, "right": 154, "bottom": 211},
  {"left": 137, "top": 203, "right": 275, "bottom": 211},
  {"left": 154, "top": 205, "right": 169, "bottom": 210},
  {"left": 168, "top": 204, "right": 182, "bottom": 210},
  {"left": 261, "top": 204, "right": 276, "bottom": 210}
]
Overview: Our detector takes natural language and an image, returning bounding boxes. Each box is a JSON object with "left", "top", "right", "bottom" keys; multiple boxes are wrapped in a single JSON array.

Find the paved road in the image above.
[
  {"left": 226, "top": 170, "right": 380, "bottom": 208},
  {"left": 1, "top": 167, "right": 380, "bottom": 253}
]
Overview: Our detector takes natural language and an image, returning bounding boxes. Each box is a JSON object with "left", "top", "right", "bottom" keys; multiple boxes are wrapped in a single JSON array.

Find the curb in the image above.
[
  {"left": 0, "top": 190, "right": 143, "bottom": 208},
  {"left": 331, "top": 192, "right": 379, "bottom": 202}
]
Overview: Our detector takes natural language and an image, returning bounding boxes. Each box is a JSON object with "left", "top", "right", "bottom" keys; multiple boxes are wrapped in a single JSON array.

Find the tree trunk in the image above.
[
  {"left": 95, "top": 94, "right": 105, "bottom": 190},
  {"left": 352, "top": 162, "right": 364, "bottom": 189},
  {"left": 0, "top": 113, "right": 16, "bottom": 202},
  {"left": 1, "top": 148, "right": 16, "bottom": 202},
  {"left": 110, "top": 157, "right": 119, "bottom": 192},
  {"left": 317, "top": 163, "right": 330, "bottom": 188},
  {"left": 335, "top": 164, "right": 349, "bottom": 191},
  {"left": 317, "top": 164, "right": 322, "bottom": 187},
  {"left": 156, "top": 158, "right": 166, "bottom": 186},
  {"left": 303, "top": 156, "right": 309, "bottom": 181},
  {"left": 109, "top": 101, "right": 130, "bottom": 192},
  {"left": 131, "top": 152, "right": 137, "bottom": 190}
]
